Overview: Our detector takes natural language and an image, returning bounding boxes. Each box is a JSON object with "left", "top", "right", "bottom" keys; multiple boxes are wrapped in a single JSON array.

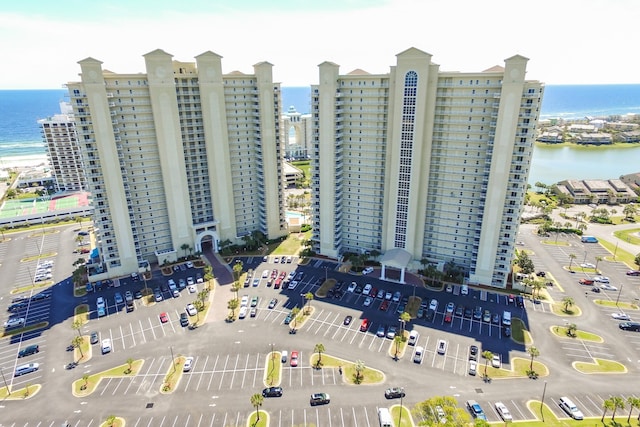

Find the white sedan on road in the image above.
[
  {"left": 611, "top": 312, "right": 631, "bottom": 320},
  {"left": 600, "top": 283, "right": 618, "bottom": 291},
  {"left": 593, "top": 276, "right": 610, "bottom": 283}
]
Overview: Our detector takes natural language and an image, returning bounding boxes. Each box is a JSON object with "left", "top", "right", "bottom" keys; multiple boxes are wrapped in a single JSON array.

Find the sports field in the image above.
[{"left": 0, "top": 192, "right": 90, "bottom": 219}]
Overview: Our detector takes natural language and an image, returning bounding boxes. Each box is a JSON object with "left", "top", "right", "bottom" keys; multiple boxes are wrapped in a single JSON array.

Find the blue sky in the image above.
[{"left": 2, "top": 0, "right": 639, "bottom": 89}]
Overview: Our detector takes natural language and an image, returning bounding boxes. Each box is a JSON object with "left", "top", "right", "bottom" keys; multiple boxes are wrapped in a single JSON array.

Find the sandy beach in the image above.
[{"left": 0, "top": 153, "right": 49, "bottom": 170}]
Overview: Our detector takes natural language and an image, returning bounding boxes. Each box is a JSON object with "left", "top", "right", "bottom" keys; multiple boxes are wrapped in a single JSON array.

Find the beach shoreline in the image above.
[{"left": 0, "top": 153, "right": 49, "bottom": 170}]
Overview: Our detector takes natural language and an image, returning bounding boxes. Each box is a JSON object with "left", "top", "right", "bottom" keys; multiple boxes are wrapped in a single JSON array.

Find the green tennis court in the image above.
[{"left": 0, "top": 192, "right": 90, "bottom": 219}]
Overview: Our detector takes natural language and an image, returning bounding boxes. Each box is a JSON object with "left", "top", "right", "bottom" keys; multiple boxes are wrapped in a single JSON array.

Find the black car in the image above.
[
  {"left": 310, "top": 393, "right": 330, "bottom": 406},
  {"left": 262, "top": 386, "right": 283, "bottom": 397},
  {"left": 463, "top": 307, "right": 473, "bottom": 319},
  {"left": 469, "top": 345, "right": 478, "bottom": 361},
  {"left": 8, "top": 302, "right": 27, "bottom": 312},
  {"left": 504, "top": 327, "right": 511, "bottom": 337},
  {"left": 536, "top": 271, "right": 546, "bottom": 277},
  {"left": 180, "top": 313, "right": 189, "bottom": 327},
  {"left": 354, "top": 285, "right": 363, "bottom": 294},
  {"left": 18, "top": 344, "right": 39, "bottom": 357},
  {"left": 385, "top": 387, "right": 406, "bottom": 399},
  {"left": 343, "top": 315, "right": 352, "bottom": 326},
  {"left": 619, "top": 322, "right": 640, "bottom": 331},
  {"left": 591, "top": 286, "right": 601, "bottom": 293}
]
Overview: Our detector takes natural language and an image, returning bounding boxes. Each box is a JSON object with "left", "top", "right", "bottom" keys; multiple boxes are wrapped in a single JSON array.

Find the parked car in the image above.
[
  {"left": 159, "top": 312, "right": 169, "bottom": 323},
  {"left": 469, "top": 345, "right": 478, "bottom": 361},
  {"left": 626, "top": 270, "right": 640, "bottom": 276},
  {"left": 284, "top": 312, "right": 293, "bottom": 325},
  {"left": 559, "top": 396, "right": 584, "bottom": 420},
  {"left": 600, "top": 283, "right": 618, "bottom": 291},
  {"left": 384, "top": 387, "right": 405, "bottom": 399},
  {"left": 466, "top": 400, "right": 486, "bottom": 420},
  {"left": 593, "top": 276, "right": 610, "bottom": 283},
  {"left": 183, "top": 357, "right": 194, "bottom": 372},
  {"left": 310, "top": 393, "right": 330, "bottom": 406},
  {"left": 268, "top": 298, "right": 278, "bottom": 309},
  {"left": 413, "top": 346, "right": 424, "bottom": 363},
  {"left": 491, "top": 354, "right": 501, "bottom": 368},
  {"left": 101, "top": 338, "right": 112, "bottom": 354},
  {"left": 360, "top": 319, "right": 370, "bottom": 332},
  {"left": 611, "top": 312, "right": 631, "bottom": 320},
  {"left": 262, "top": 386, "right": 283, "bottom": 397},
  {"left": 186, "top": 304, "right": 197, "bottom": 316},
  {"left": 90, "top": 331, "right": 99, "bottom": 344},
  {"left": 495, "top": 402, "right": 513, "bottom": 421},
  {"left": 437, "top": 339, "right": 447, "bottom": 355},
  {"left": 376, "top": 325, "right": 386, "bottom": 338},
  {"left": 468, "top": 360, "right": 477, "bottom": 375},
  {"left": 290, "top": 351, "right": 299, "bottom": 367},
  {"left": 180, "top": 313, "right": 189, "bottom": 327},
  {"left": 343, "top": 315, "right": 352, "bottom": 326},
  {"left": 362, "top": 266, "right": 374, "bottom": 275},
  {"left": 4, "top": 318, "right": 25, "bottom": 328},
  {"left": 18, "top": 344, "right": 39, "bottom": 358},
  {"left": 619, "top": 322, "right": 640, "bottom": 331},
  {"left": 238, "top": 306, "right": 248, "bottom": 319}
]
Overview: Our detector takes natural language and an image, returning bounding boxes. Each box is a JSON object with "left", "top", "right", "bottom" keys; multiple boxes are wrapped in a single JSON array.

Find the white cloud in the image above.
[{"left": 1, "top": 0, "right": 639, "bottom": 88}]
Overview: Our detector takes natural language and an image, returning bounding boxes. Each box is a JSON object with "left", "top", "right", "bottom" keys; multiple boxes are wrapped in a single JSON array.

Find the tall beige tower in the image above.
[
  {"left": 312, "top": 48, "right": 543, "bottom": 288},
  {"left": 67, "top": 50, "right": 287, "bottom": 281}
]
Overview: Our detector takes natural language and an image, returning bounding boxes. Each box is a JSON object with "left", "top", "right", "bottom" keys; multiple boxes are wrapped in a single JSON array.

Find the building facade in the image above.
[
  {"left": 67, "top": 50, "right": 287, "bottom": 280},
  {"left": 281, "top": 106, "right": 313, "bottom": 159},
  {"left": 38, "top": 102, "right": 87, "bottom": 193},
  {"left": 311, "top": 48, "right": 543, "bottom": 288}
]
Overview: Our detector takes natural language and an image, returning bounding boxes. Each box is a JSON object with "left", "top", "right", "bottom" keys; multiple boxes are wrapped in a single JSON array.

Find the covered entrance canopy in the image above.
[{"left": 379, "top": 248, "right": 412, "bottom": 284}]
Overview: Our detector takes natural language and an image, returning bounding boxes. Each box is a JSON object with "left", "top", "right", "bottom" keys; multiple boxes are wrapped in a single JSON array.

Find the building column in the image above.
[
  {"left": 400, "top": 268, "right": 406, "bottom": 284},
  {"left": 381, "top": 264, "right": 386, "bottom": 281}
]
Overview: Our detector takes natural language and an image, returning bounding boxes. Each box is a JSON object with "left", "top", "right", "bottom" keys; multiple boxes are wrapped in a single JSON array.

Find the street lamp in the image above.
[
  {"left": 540, "top": 380, "right": 547, "bottom": 422},
  {"left": 169, "top": 346, "right": 176, "bottom": 373},
  {"left": 399, "top": 387, "right": 405, "bottom": 426},
  {"left": 0, "top": 367, "right": 10, "bottom": 395},
  {"left": 615, "top": 282, "right": 624, "bottom": 307}
]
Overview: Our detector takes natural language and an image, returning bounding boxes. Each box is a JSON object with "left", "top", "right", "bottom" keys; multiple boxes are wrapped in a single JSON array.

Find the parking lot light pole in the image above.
[
  {"left": 170, "top": 346, "right": 176, "bottom": 373},
  {"left": 540, "top": 380, "right": 547, "bottom": 422},
  {"left": 615, "top": 283, "right": 624, "bottom": 307},
  {"left": 399, "top": 387, "right": 405, "bottom": 426},
  {"left": 0, "top": 367, "right": 10, "bottom": 395}
]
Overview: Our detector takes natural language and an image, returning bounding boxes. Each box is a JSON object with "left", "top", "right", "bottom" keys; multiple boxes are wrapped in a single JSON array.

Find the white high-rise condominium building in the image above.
[
  {"left": 38, "top": 102, "right": 86, "bottom": 193},
  {"left": 67, "top": 49, "right": 287, "bottom": 280},
  {"left": 312, "top": 48, "right": 543, "bottom": 288},
  {"left": 282, "top": 106, "right": 312, "bottom": 159}
]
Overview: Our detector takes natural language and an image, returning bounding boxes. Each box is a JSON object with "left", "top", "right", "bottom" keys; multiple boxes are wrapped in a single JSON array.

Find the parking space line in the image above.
[
  {"left": 129, "top": 322, "right": 136, "bottom": 347},
  {"left": 119, "top": 324, "right": 126, "bottom": 350},
  {"left": 99, "top": 377, "right": 113, "bottom": 396},
  {"left": 148, "top": 317, "right": 157, "bottom": 341},
  {"left": 217, "top": 354, "right": 229, "bottom": 390},
  {"left": 228, "top": 354, "right": 240, "bottom": 389},
  {"left": 110, "top": 376, "right": 125, "bottom": 395},
  {"left": 207, "top": 355, "right": 219, "bottom": 390},
  {"left": 135, "top": 357, "right": 156, "bottom": 395},
  {"left": 352, "top": 407, "right": 358, "bottom": 427},
  {"left": 240, "top": 353, "right": 250, "bottom": 389}
]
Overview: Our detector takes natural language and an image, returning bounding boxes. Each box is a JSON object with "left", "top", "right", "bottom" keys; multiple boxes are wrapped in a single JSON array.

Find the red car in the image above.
[
  {"left": 444, "top": 313, "right": 453, "bottom": 323},
  {"left": 290, "top": 351, "right": 299, "bottom": 367},
  {"left": 578, "top": 278, "right": 594, "bottom": 285},
  {"left": 159, "top": 312, "right": 169, "bottom": 323},
  {"left": 271, "top": 269, "right": 278, "bottom": 279},
  {"left": 360, "top": 319, "right": 370, "bottom": 332},
  {"left": 379, "top": 300, "right": 390, "bottom": 312}
]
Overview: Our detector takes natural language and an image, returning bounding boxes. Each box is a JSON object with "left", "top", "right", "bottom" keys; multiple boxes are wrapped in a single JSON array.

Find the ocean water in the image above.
[{"left": 1, "top": 85, "right": 639, "bottom": 182}]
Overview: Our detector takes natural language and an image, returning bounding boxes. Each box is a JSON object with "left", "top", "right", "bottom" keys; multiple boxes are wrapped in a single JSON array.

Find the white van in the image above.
[
  {"left": 559, "top": 396, "right": 584, "bottom": 420},
  {"left": 281, "top": 350, "right": 288, "bottom": 363},
  {"left": 378, "top": 407, "right": 393, "bottom": 427},
  {"left": 413, "top": 346, "right": 424, "bottom": 363},
  {"left": 502, "top": 311, "right": 512, "bottom": 326},
  {"left": 14, "top": 362, "right": 39, "bottom": 377},
  {"left": 460, "top": 284, "right": 469, "bottom": 295},
  {"left": 408, "top": 330, "right": 419, "bottom": 346}
]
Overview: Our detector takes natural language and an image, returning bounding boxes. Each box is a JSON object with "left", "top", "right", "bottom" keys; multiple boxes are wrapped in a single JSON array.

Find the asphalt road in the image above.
[{"left": 0, "top": 221, "right": 640, "bottom": 425}]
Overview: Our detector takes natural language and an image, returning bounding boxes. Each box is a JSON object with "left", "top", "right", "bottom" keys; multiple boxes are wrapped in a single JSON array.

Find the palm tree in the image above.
[
  {"left": 126, "top": 357, "right": 134, "bottom": 373},
  {"left": 482, "top": 350, "right": 493, "bottom": 378},
  {"left": 354, "top": 359, "right": 365, "bottom": 383},
  {"left": 399, "top": 312, "right": 411, "bottom": 333},
  {"left": 393, "top": 335, "right": 404, "bottom": 360},
  {"left": 602, "top": 398, "right": 614, "bottom": 421},
  {"left": 227, "top": 298, "right": 239, "bottom": 318},
  {"left": 532, "top": 280, "right": 545, "bottom": 300},
  {"left": 304, "top": 292, "right": 314, "bottom": 314},
  {"left": 291, "top": 306, "right": 300, "bottom": 328},
  {"left": 594, "top": 256, "right": 603, "bottom": 273},
  {"left": 562, "top": 296, "right": 575, "bottom": 313},
  {"left": 82, "top": 374, "right": 89, "bottom": 389},
  {"left": 75, "top": 235, "right": 85, "bottom": 246},
  {"left": 626, "top": 396, "right": 640, "bottom": 423},
  {"left": 180, "top": 243, "right": 189, "bottom": 259},
  {"left": 71, "top": 319, "right": 82, "bottom": 337},
  {"left": 250, "top": 393, "right": 264, "bottom": 421},
  {"left": 105, "top": 415, "right": 116, "bottom": 427},
  {"left": 567, "top": 323, "right": 578, "bottom": 337},
  {"left": 568, "top": 253, "right": 577, "bottom": 271},
  {"left": 231, "top": 281, "right": 241, "bottom": 299},
  {"left": 72, "top": 335, "right": 84, "bottom": 359},
  {"left": 232, "top": 260, "right": 243, "bottom": 283},
  {"left": 314, "top": 343, "right": 325, "bottom": 367},
  {"left": 527, "top": 346, "right": 539, "bottom": 372},
  {"left": 611, "top": 396, "right": 625, "bottom": 420}
]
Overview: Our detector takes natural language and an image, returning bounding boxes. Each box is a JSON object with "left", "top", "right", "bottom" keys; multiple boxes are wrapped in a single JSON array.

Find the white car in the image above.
[
  {"left": 413, "top": 346, "right": 424, "bottom": 363},
  {"left": 362, "top": 284, "right": 372, "bottom": 295},
  {"left": 611, "top": 312, "right": 631, "bottom": 320},
  {"left": 188, "top": 284, "right": 197, "bottom": 293},
  {"left": 495, "top": 402, "right": 512, "bottom": 421},
  {"left": 580, "top": 263, "right": 596, "bottom": 268},
  {"left": 4, "top": 318, "right": 25, "bottom": 328},
  {"left": 186, "top": 303, "right": 197, "bottom": 316},
  {"left": 600, "top": 283, "right": 618, "bottom": 291},
  {"left": 446, "top": 284, "right": 453, "bottom": 293},
  {"left": 240, "top": 295, "right": 249, "bottom": 307},
  {"left": 446, "top": 302, "right": 455, "bottom": 313},
  {"left": 287, "top": 280, "right": 298, "bottom": 290},
  {"left": 187, "top": 277, "right": 195, "bottom": 286},
  {"left": 362, "top": 266, "right": 374, "bottom": 275},
  {"left": 491, "top": 354, "right": 501, "bottom": 368},
  {"left": 363, "top": 296, "right": 373, "bottom": 307},
  {"left": 186, "top": 261, "right": 194, "bottom": 268},
  {"left": 347, "top": 282, "right": 357, "bottom": 293},
  {"left": 468, "top": 360, "right": 477, "bottom": 376},
  {"left": 429, "top": 299, "right": 438, "bottom": 311},
  {"left": 262, "top": 269, "right": 269, "bottom": 278},
  {"left": 183, "top": 356, "right": 194, "bottom": 372},
  {"left": 238, "top": 306, "right": 248, "bottom": 319},
  {"left": 593, "top": 276, "right": 610, "bottom": 283},
  {"left": 101, "top": 338, "right": 112, "bottom": 354}
]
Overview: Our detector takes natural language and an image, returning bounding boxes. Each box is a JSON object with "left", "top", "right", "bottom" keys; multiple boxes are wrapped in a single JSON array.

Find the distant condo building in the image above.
[
  {"left": 67, "top": 50, "right": 287, "bottom": 280},
  {"left": 312, "top": 48, "right": 543, "bottom": 288},
  {"left": 282, "top": 106, "right": 312, "bottom": 159},
  {"left": 38, "top": 102, "right": 86, "bottom": 193}
]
